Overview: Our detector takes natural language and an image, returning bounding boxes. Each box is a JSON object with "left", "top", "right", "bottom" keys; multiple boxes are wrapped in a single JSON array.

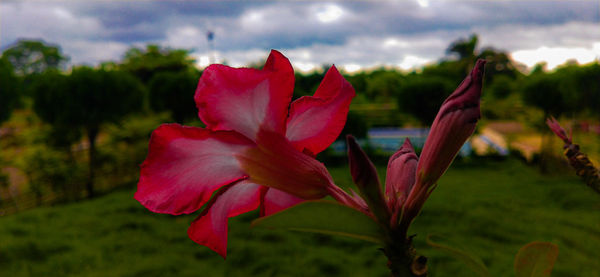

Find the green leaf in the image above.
[
  {"left": 252, "top": 200, "right": 386, "bottom": 244},
  {"left": 514, "top": 241, "right": 559, "bottom": 277},
  {"left": 426, "top": 235, "right": 491, "bottom": 277}
]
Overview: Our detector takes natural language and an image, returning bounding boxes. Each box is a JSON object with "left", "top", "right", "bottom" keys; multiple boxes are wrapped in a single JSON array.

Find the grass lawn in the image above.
[{"left": 1, "top": 158, "right": 599, "bottom": 276}]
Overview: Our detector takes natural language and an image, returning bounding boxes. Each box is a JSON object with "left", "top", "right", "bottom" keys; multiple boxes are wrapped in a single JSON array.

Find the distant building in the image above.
[{"left": 330, "top": 127, "right": 473, "bottom": 157}]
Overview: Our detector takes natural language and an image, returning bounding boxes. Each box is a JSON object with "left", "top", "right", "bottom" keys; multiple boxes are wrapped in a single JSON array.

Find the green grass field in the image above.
[{"left": 1, "top": 158, "right": 599, "bottom": 277}]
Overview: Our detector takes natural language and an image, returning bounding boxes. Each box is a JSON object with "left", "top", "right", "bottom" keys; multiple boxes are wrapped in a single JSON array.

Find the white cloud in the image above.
[
  {"left": 477, "top": 21, "right": 600, "bottom": 51},
  {"left": 193, "top": 33, "right": 448, "bottom": 72},
  {"left": 476, "top": 21, "right": 600, "bottom": 69},
  {"left": 416, "top": 0, "right": 429, "bottom": 8},
  {"left": 166, "top": 26, "right": 206, "bottom": 50},
  {"left": 512, "top": 46, "right": 600, "bottom": 69},
  {"left": 2, "top": 1, "right": 598, "bottom": 71},
  {"left": 313, "top": 4, "right": 344, "bottom": 23},
  {"left": 64, "top": 40, "right": 129, "bottom": 65},
  {"left": 1, "top": 2, "right": 103, "bottom": 44}
]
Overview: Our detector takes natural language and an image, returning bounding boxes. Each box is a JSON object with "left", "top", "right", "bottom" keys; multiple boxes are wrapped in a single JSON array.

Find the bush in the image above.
[{"left": 17, "top": 145, "right": 85, "bottom": 203}]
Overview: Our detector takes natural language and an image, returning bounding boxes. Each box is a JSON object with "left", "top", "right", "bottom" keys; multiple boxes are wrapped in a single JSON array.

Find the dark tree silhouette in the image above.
[
  {"left": 397, "top": 76, "right": 454, "bottom": 126},
  {"left": 148, "top": 71, "right": 198, "bottom": 123},
  {"left": 0, "top": 58, "right": 19, "bottom": 123},
  {"left": 120, "top": 45, "right": 194, "bottom": 84},
  {"left": 31, "top": 67, "right": 145, "bottom": 197}
]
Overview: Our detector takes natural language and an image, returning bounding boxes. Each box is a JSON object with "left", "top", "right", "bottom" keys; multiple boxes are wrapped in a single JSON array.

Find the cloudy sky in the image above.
[{"left": 1, "top": 0, "right": 599, "bottom": 72}]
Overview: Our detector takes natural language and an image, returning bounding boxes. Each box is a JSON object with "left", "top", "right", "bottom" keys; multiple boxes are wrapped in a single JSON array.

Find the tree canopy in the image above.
[
  {"left": 397, "top": 76, "right": 454, "bottom": 126},
  {"left": 2, "top": 39, "right": 69, "bottom": 75},
  {"left": 30, "top": 67, "right": 145, "bottom": 197},
  {"left": 148, "top": 70, "right": 198, "bottom": 123},
  {"left": 120, "top": 44, "right": 195, "bottom": 83}
]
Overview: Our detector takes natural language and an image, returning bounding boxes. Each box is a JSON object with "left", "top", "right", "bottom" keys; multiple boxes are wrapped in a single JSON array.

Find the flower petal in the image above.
[
  {"left": 195, "top": 50, "right": 294, "bottom": 140},
  {"left": 188, "top": 181, "right": 262, "bottom": 259},
  {"left": 240, "top": 129, "right": 334, "bottom": 199},
  {"left": 285, "top": 66, "right": 355, "bottom": 154},
  {"left": 546, "top": 117, "right": 572, "bottom": 145},
  {"left": 135, "top": 124, "right": 253, "bottom": 215},
  {"left": 386, "top": 138, "right": 418, "bottom": 211},
  {"left": 260, "top": 188, "right": 304, "bottom": 217}
]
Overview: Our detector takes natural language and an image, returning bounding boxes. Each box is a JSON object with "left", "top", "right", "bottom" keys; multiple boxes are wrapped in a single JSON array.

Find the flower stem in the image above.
[
  {"left": 564, "top": 144, "right": 600, "bottom": 194},
  {"left": 383, "top": 235, "right": 428, "bottom": 277}
]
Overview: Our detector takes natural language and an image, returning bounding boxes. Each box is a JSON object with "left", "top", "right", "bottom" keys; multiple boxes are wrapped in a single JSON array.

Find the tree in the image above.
[
  {"left": 294, "top": 67, "right": 329, "bottom": 100},
  {"left": 477, "top": 47, "right": 521, "bottom": 83},
  {"left": 446, "top": 34, "right": 522, "bottom": 82},
  {"left": 31, "top": 67, "right": 145, "bottom": 197},
  {"left": 397, "top": 76, "right": 454, "bottom": 126},
  {"left": 1, "top": 39, "right": 68, "bottom": 75},
  {"left": 447, "top": 34, "right": 478, "bottom": 61},
  {"left": 365, "top": 70, "right": 403, "bottom": 101},
  {"left": 522, "top": 73, "right": 575, "bottom": 119},
  {"left": 487, "top": 75, "right": 514, "bottom": 100},
  {"left": 0, "top": 57, "right": 19, "bottom": 123},
  {"left": 148, "top": 71, "right": 198, "bottom": 123},
  {"left": 557, "top": 62, "right": 600, "bottom": 117},
  {"left": 521, "top": 72, "right": 577, "bottom": 173},
  {"left": 337, "top": 111, "right": 368, "bottom": 140},
  {"left": 120, "top": 44, "right": 195, "bottom": 83}
]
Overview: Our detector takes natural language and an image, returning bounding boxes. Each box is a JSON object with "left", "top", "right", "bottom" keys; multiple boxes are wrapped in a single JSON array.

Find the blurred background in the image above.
[{"left": 1, "top": 1, "right": 599, "bottom": 276}]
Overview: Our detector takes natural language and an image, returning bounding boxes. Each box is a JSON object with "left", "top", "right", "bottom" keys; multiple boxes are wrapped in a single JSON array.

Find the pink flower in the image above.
[
  {"left": 135, "top": 50, "right": 355, "bottom": 258},
  {"left": 346, "top": 60, "right": 486, "bottom": 235},
  {"left": 546, "top": 117, "right": 572, "bottom": 145}
]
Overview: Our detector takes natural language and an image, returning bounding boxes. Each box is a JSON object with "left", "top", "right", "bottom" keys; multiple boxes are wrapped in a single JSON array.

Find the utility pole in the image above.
[{"left": 206, "top": 30, "right": 215, "bottom": 64}]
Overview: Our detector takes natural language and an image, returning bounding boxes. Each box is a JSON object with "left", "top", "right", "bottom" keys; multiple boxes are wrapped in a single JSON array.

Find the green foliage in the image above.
[
  {"left": 576, "top": 63, "right": 600, "bottom": 114},
  {"left": 345, "top": 72, "right": 368, "bottom": 95},
  {"left": 514, "top": 242, "right": 559, "bottom": 277},
  {"left": 426, "top": 237, "right": 559, "bottom": 277},
  {"left": 521, "top": 72, "right": 575, "bottom": 118},
  {"left": 0, "top": 159, "right": 598, "bottom": 276},
  {"left": 421, "top": 60, "right": 466, "bottom": 82},
  {"left": 253, "top": 200, "right": 385, "bottom": 244},
  {"left": 487, "top": 75, "right": 514, "bottom": 100},
  {"left": 1, "top": 39, "right": 68, "bottom": 75},
  {"left": 102, "top": 113, "right": 171, "bottom": 181},
  {"left": 365, "top": 70, "right": 403, "bottom": 101},
  {"left": 337, "top": 111, "right": 369, "bottom": 140},
  {"left": 294, "top": 70, "right": 326, "bottom": 99},
  {"left": 16, "top": 145, "right": 85, "bottom": 201},
  {"left": 148, "top": 71, "right": 198, "bottom": 123},
  {"left": 120, "top": 44, "right": 195, "bottom": 83},
  {"left": 397, "top": 76, "right": 454, "bottom": 126},
  {"left": 552, "top": 63, "right": 600, "bottom": 117},
  {"left": 28, "top": 70, "right": 69, "bottom": 125},
  {"left": 426, "top": 235, "right": 491, "bottom": 277},
  {"left": 30, "top": 67, "right": 145, "bottom": 131},
  {"left": 477, "top": 47, "right": 521, "bottom": 84},
  {"left": 69, "top": 67, "right": 146, "bottom": 128},
  {"left": 444, "top": 34, "right": 521, "bottom": 85},
  {"left": 447, "top": 34, "right": 478, "bottom": 60},
  {"left": 0, "top": 57, "right": 19, "bottom": 123},
  {"left": 29, "top": 67, "right": 145, "bottom": 197}
]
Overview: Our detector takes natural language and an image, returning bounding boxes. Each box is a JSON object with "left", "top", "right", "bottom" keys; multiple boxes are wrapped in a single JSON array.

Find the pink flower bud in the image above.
[
  {"left": 546, "top": 117, "right": 572, "bottom": 145},
  {"left": 385, "top": 138, "right": 418, "bottom": 224},
  {"left": 416, "top": 59, "right": 486, "bottom": 187},
  {"left": 400, "top": 59, "right": 486, "bottom": 232},
  {"left": 347, "top": 135, "right": 390, "bottom": 224}
]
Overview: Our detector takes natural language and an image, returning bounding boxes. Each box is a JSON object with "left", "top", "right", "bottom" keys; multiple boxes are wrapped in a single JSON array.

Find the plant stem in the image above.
[{"left": 384, "top": 235, "right": 428, "bottom": 277}]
